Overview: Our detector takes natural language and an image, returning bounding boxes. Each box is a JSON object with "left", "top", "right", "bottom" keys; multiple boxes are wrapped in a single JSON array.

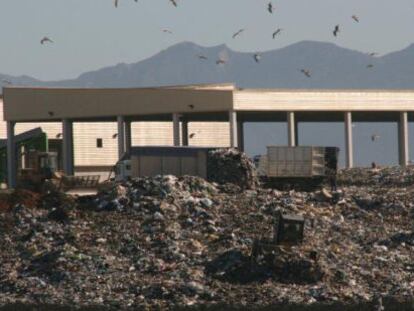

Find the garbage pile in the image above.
[
  {"left": 338, "top": 166, "right": 414, "bottom": 186},
  {"left": 207, "top": 148, "right": 258, "bottom": 189},
  {"left": 0, "top": 167, "right": 413, "bottom": 309}
]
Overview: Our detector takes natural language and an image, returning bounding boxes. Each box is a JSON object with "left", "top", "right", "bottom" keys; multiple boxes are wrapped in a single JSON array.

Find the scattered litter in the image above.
[{"left": 0, "top": 166, "right": 413, "bottom": 309}]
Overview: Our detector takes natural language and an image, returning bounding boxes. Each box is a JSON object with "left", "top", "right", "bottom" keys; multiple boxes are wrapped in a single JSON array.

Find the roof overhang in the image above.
[
  {"left": 234, "top": 89, "right": 414, "bottom": 112},
  {"left": 4, "top": 84, "right": 414, "bottom": 123},
  {"left": 3, "top": 85, "right": 234, "bottom": 122}
]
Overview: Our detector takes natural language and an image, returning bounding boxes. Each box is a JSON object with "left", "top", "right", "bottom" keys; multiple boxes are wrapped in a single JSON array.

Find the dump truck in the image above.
[{"left": 257, "top": 146, "right": 339, "bottom": 190}]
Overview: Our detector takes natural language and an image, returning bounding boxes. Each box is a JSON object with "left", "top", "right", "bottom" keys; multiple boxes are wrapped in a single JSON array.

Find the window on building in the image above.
[{"left": 96, "top": 138, "right": 103, "bottom": 148}]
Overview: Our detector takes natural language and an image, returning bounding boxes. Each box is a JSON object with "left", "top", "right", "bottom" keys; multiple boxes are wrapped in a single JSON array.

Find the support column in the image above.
[
  {"left": 125, "top": 120, "right": 132, "bottom": 154},
  {"left": 294, "top": 121, "right": 299, "bottom": 146},
  {"left": 399, "top": 111, "right": 409, "bottom": 167},
  {"left": 117, "top": 116, "right": 126, "bottom": 160},
  {"left": 344, "top": 112, "right": 354, "bottom": 168},
  {"left": 62, "top": 119, "right": 74, "bottom": 176},
  {"left": 182, "top": 120, "right": 189, "bottom": 146},
  {"left": 287, "top": 112, "right": 296, "bottom": 147},
  {"left": 6, "top": 121, "right": 16, "bottom": 188},
  {"left": 237, "top": 121, "right": 244, "bottom": 152},
  {"left": 229, "top": 111, "right": 238, "bottom": 148},
  {"left": 172, "top": 113, "right": 181, "bottom": 146}
]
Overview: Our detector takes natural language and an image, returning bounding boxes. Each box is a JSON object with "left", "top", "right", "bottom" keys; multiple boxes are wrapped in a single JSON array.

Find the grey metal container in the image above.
[
  {"left": 126, "top": 146, "right": 219, "bottom": 179},
  {"left": 262, "top": 146, "right": 329, "bottom": 178}
]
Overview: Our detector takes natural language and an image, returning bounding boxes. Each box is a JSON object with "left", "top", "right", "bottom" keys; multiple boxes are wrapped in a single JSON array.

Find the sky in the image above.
[{"left": 1, "top": 0, "right": 414, "bottom": 80}]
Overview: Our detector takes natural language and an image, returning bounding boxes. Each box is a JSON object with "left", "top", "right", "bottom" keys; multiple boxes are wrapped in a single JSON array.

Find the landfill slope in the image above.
[{"left": 0, "top": 166, "right": 413, "bottom": 310}]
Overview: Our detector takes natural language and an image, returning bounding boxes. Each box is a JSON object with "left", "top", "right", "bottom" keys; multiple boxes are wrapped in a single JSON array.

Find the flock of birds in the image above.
[
  {"left": 128, "top": 0, "right": 376, "bottom": 77},
  {"left": 34, "top": 0, "right": 379, "bottom": 80},
  {"left": 1, "top": 0, "right": 384, "bottom": 141}
]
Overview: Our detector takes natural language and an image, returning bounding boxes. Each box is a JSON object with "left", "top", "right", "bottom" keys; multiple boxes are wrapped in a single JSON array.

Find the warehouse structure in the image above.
[{"left": 3, "top": 83, "right": 414, "bottom": 188}]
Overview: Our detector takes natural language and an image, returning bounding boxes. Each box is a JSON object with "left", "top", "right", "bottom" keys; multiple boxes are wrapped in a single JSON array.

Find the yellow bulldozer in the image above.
[{"left": 18, "top": 150, "right": 100, "bottom": 193}]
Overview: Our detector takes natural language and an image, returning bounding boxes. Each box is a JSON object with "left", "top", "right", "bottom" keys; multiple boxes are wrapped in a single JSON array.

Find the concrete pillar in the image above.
[
  {"left": 172, "top": 113, "right": 181, "bottom": 146},
  {"left": 294, "top": 121, "right": 299, "bottom": 146},
  {"left": 229, "top": 111, "right": 238, "bottom": 148},
  {"left": 287, "top": 112, "right": 296, "bottom": 147},
  {"left": 182, "top": 120, "right": 189, "bottom": 146},
  {"left": 125, "top": 120, "right": 132, "bottom": 154},
  {"left": 399, "top": 111, "right": 409, "bottom": 167},
  {"left": 344, "top": 112, "right": 354, "bottom": 168},
  {"left": 62, "top": 119, "right": 74, "bottom": 176},
  {"left": 117, "top": 116, "right": 126, "bottom": 160},
  {"left": 6, "top": 121, "right": 16, "bottom": 188},
  {"left": 237, "top": 121, "right": 244, "bottom": 151}
]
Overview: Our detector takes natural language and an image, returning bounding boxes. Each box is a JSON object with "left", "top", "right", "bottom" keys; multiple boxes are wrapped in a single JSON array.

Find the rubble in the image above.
[
  {"left": 0, "top": 166, "right": 413, "bottom": 309},
  {"left": 207, "top": 148, "right": 258, "bottom": 189}
]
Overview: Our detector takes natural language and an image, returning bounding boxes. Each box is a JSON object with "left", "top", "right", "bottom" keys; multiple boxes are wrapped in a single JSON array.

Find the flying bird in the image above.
[
  {"left": 300, "top": 69, "right": 311, "bottom": 78},
  {"left": 189, "top": 133, "right": 196, "bottom": 139},
  {"left": 40, "top": 37, "right": 53, "bottom": 45},
  {"left": 272, "top": 28, "right": 282, "bottom": 38},
  {"left": 366, "top": 64, "right": 374, "bottom": 69},
  {"left": 48, "top": 111, "right": 54, "bottom": 117},
  {"left": 253, "top": 53, "right": 261, "bottom": 63},
  {"left": 371, "top": 134, "right": 380, "bottom": 141},
  {"left": 333, "top": 25, "right": 340, "bottom": 37},
  {"left": 368, "top": 52, "right": 378, "bottom": 57},
  {"left": 351, "top": 15, "right": 359, "bottom": 22},
  {"left": 197, "top": 55, "right": 208, "bottom": 60},
  {"left": 216, "top": 59, "right": 226, "bottom": 65},
  {"left": 169, "top": 0, "right": 177, "bottom": 7},
  {"left": 188, "top": 104, "right": 194, "bottom": 109},
  {"left": 1, "top": 79, "right": 11, "bottom": 85},
  {"left": 55, "top": 133, "right": 62, "bottom": 139},
  {"left": 267, "top": 2, "right": 273, "bottom": 13},
  {"left": 232, "top": 29, "right": 244, "bottom": 39},
  {"left": 162, "top": 29, "right": 173, "bottom": 34},
  {"left": 112, "top": 133, "right": 118, "bottom": 139}
]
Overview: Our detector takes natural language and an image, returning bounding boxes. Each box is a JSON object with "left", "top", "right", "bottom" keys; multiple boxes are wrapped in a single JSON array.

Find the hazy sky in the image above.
[{"left": 1, "top": 0, "right": 414, "bottom": 80}]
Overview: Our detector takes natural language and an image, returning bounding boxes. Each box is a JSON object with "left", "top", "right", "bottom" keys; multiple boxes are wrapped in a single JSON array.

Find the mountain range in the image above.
[{"left": 2, "top": 40, "right": 414, "bottom": 90}]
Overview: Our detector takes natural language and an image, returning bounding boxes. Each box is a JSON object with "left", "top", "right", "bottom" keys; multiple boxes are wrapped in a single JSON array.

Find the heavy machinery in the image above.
[
  {"left": 18, "top": 150, "right": 100, "bottom": 192},
  {"left": 18, "top": 151, "right": 59, "bottom": 191}
]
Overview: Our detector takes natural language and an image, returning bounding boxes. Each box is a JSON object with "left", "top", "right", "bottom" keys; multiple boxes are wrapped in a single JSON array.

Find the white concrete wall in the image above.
[{"left": 0, "top": 99, "right": 230, "bottom": 168}]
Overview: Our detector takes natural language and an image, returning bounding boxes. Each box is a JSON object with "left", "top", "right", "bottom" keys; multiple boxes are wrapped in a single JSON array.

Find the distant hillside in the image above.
[{"left": 2, "top": 40, "right": 414, "bottom": 90}]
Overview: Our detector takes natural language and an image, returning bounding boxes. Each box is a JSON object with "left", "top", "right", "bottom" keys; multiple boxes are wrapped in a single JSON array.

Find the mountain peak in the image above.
[{"left": 2, "top": 40, "right": 414, "bottom": 90}]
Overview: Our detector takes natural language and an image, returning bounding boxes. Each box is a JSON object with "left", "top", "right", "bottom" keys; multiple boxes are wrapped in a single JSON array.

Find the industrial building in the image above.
[{"left": 2, "top": 83, "right": 414, "bottom": 188}]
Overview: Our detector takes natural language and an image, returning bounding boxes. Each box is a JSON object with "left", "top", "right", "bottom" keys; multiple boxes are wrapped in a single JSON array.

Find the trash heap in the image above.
[
  {"left": 207, "top": 148, "right": 258, "bottom": 189},
  {"left": 338, "top": 165, "right": 414, "bottom": 186},
  {"left": 0, "top": 167, "right": 413, "bottom": 309}
]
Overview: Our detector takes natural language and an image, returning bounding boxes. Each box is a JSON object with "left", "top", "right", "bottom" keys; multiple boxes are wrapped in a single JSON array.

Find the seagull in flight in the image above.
[
  {"left": 216, "top": 59, "right": 226, "bottom": 65},
  {"left": 232, "top": 29, "right": 244, "bottom": 39},
  {"left": 333, "top": 25, "right": 340, "bottom": 37},
  {"left": 253, "top": 53, "right": 261, "bottom": 63},
  {"left": 371, "top": 134, "right": 380, "bottom": 141},
  {"left": 40, "top": 37, "right": 53, "bottom": 45},
  {"left": 1, "top": 79, "right": 11, "bottom": 85},
  {"left": 162, "top": 29, "right": 173, "bottom": 34},
  {"left": 368, "top": 52, "right": 378, "bottom": 57},
  {"left": 272, "top": 28, "right": 283, "bottom": 38},
  {"left": 268, "top": 2, "right": 274, "bottom": 13},
  {"left": 366, "top": 64, "right": 374, "bottom": 69},
  {"left": 351, "top": 15, "right": 359, "bottom": 22},
  {"left": 300, "top": 69, "right": 311, "bottom": 78},
  {"left": 197, "top": 55, "right": 208, "bottom": 60}
]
